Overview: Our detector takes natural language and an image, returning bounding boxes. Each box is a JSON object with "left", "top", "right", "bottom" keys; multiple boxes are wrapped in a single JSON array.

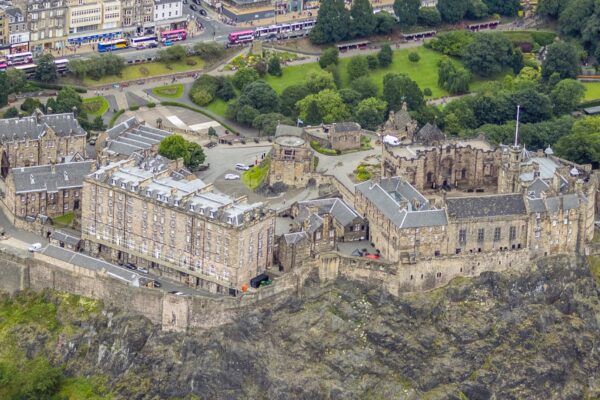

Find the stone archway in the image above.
[{"left": 307, "top": 178, "right": 317, "bottom": 188}]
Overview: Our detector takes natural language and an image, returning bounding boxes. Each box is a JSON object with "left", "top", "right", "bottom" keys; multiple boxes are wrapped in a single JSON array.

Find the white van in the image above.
[
  {"left": 235, "top": 163, "right": 250, "bottom": 171},
  {"left": 28, "top": 243, "right": 42, "bottom": 252}
]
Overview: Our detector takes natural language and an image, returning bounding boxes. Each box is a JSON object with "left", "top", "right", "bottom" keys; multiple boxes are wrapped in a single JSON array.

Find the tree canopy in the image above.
[
  {"left": 382, "top": 73, "right": 424, "bottom": 111},
  {"left": 393, "top": 0, "right": 420, "bottom": 27},
  {"left": 35, "top": 54, "right": 57, "bottom": 83},
  {"left": 158, "top": 135, "right": 206, "bottom": 170},
  {"left": 541, "top": 41, "right": 581, "bottom": 80},
  {"left": 355, "top": 97, "right": 388, "bottom": 130},
  {"left": 350, "top": 0, "right": 376, "bottom": 38},
  {"left": 463, "top": 33, "right": 515, "bottom": 77},
  {"left": 296, "top": 89, "right": 351, "bottom": 124},
  {"left": 310, "top": 0, "right": 350, "bottom": 44},
  {"left": 437, "top": 0, "right": 470, "bottom": 23}
]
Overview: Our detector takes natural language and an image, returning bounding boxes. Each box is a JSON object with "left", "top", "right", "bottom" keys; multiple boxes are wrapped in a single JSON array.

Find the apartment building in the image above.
[
  {"left": 0, "top": 110, "right": 87, "bottom": 177},
  {"left": 121, "top": 0, "right": 154, "bottom": 34},
  {"left": 6, "top": 7, "right": 29, "bottom": 52},
  {"left": 81, "top": 156, "right": 276, "bottom": 295},
  {"left": 154, "top": 0, "right": 185, "bottom": 30},
  {"left": 26, "top": 0, "right": 68, "bottom": 52},
  {"left": 0, "top": 8, "right": 8, "bottom": 46}
]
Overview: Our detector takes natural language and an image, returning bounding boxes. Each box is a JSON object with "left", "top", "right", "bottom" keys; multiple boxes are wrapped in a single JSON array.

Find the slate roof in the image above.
[
  {"left": 394, "top": 109, "right": 413, "bottom": 130},
  {"left": 283, "top": 231, "right": 309, "bottom": 245},
  {"left": 0, "top": 111, "right": 86, "bottom": 143},
  {"left": 296, "top": 198, "right": 362, "bottom": 227},
  {"left": 332, "top": 122, "right": 361, "bottom": 133},
  {"left": 50, "top": 230, "right": 81, "bottom": 246},
  {"left": 355, "top": 177, "right": 447, "bottom": 228},
  {"left": 414, "top": 123, "right": 445, "bottom": 144},
  {"left": 104, "top": 117, "right": 171, "bottom": 157},
  {"left": 275, "top": 124, "right": 304, "bottom": 138},
  {"left": 446, "top": 194, "right": 527, "bottom": 220},
  {"left": 528, "top": 194, "right": 581, "bottom": 214},
  {"left": 11, "top": 160, "right": 94, "bottom": 193},
  {"left": 527, "top": 178, "right": 550, "bottom": 198}
]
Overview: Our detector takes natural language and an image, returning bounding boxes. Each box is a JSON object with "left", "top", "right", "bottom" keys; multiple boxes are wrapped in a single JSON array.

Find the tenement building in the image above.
[
  {"left": 0, "top": 110, "right": 87, "bottom": 177},
  {"left": 81, "top": 155, "right": 275, "bottom": 294},
  {"left": 3, "top": 159, "right": 94, "bottom": 220}
]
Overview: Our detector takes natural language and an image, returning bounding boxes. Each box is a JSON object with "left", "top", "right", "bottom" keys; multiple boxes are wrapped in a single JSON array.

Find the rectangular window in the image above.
[
  {"left": 494, "top": 227, "right": 501, "bottom": 241},
  {"left": 477, "top": 228, "right": 485, "bottom": 243},
  {"left": 458, "top": 229, "right": 466, "bottom": 244},
  {"left": 509, "top": 226, "right": 516, "bottom": 241}
]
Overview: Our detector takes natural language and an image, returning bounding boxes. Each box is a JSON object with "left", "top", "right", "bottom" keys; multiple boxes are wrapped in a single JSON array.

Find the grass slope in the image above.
[
  {"left": 583, "top": 82, "right": 600, "bottom": 101},
  {"left": 242, "top": 158, "right": 270, "bottom": 190},
  {"left": 82, "top": 96, "right": 110, "bottom": 116}
]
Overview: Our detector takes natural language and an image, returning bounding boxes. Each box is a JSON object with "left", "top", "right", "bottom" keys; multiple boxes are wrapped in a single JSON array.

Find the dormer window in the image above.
[
  {"left": 29, "top": 174, "right": 35, "bottom": 185},
  {"left": 189, "top": 204, "right": 195, "bottom": 211},
  {"left": 209, "top": 211, "right": 215, "bottom": 218},
  {"left": 111, "top": 178, "right": 116, "bottom": 185},
  {"left": 63, "top": 171, "right": 69, "bottom": 181},
  {"left": 146, "top": 189, "right": 151, "bottom": 196},
  {"left": 227, "top": 217, "right": 233, "bottom": 224},
  {"left": 174, "top": 200, "right": 180, "bottom": 206}
]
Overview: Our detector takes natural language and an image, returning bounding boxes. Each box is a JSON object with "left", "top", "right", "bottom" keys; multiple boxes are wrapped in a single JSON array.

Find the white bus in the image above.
[
  {"left": 130, "top": 35, "right": 158, "bottom": 49},
  {"left": 6, "top": 51, "right": 33, "bottom": 66},
  {"left": 54, "top": 59, "right": 69, "bottom": 74},
  {"left": 13, "top": 63, "right": 37, "bottom": 78}
]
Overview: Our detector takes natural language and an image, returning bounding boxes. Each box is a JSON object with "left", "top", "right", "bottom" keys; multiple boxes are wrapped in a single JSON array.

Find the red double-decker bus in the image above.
[
  {"left": 228, "top": 30, "right": 255, "bottom": 46},
  {"left": 160, "top": 29, "right": 187, "bottom": 43}
]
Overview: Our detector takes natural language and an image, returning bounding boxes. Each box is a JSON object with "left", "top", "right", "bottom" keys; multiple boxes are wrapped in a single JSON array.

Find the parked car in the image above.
[
  {"left": 235, "top": 163, "right": 250, "bottom": 171},
  {"left": 152, "top": 280, "right": 162, "bottom": 288},
  {"left": 28, "top": 243, "right": 42, "bottom": 252},
  {"left": 137, "top": 266, "right": 149, "bottom": 274},
  {"left": 169, "top": 290, "right": 184, "bottom": 295},
  {"left": 125, "top": 263, "right": 137, "bottom": 270},
  {"left": 198, "top": 8, "right": 207, "bottom": 15},
  {"left": 190, "top": 4, "right": 198, "bottom": 11},
  {"left": 224, "top": 174, "right": 240, "bottom": 180},
  {"left": 206, "top": 142, "right": 217, "bottom": 148}
]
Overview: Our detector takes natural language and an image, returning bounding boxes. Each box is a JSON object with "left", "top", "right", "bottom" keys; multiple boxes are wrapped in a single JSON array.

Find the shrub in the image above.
[
  {"left": 129, "top": 105, "right": 140, "bottom": 111},
  {"left": 531, "top": 31, "right": 556, "bottom": 47},
  {"left": 139, "top": 66, "right": 150, "bottom": 76},
  {"left": 186, "top": 58, "right": 197, "bottom": 66},
  {"left": 147, "top": 102, "right": 156, "bottom": 108},
  {"left": 366, "top": 55, "right": 379, "bottom": 70},
  {"left": 424, "top": 88, "right": 432, "bottom": 96},
  {"left": 319, "top": 47, "right": 339, "bottom": 69},
  {"left": 190, "top": 75, "right": 220, "bottom": 106},
  {"left": 191, "top": 88, "right": 214, "bottom": 106},
  {"left": 408, "top": 52, "right": 420, "bottom": 63}
]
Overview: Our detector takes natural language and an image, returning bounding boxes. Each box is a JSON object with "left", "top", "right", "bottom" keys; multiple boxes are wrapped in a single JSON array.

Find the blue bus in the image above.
[{"left": 98, "top": 39, "right": 129, "bottom": 52}]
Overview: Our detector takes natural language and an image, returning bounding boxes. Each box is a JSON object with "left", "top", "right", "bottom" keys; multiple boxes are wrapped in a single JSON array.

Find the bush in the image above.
[
  {"left": 310, "top": 140, "right": 338, "bottom": 155},
  {"left": 424, "top": 88, "right": 432, "bottom": 96},
  {"left": 139, "top": 66, "right": 150, "bottom": 76},
  {"left": 429, "top": 31, "right": 475, "bottom": 57},
  {"left": 408, "top": 52, "right": 421, "bottom": 63},
  {"left": 531, "top": 31, "right": 556, "bottom": 47},
  {"left": 186, "top": 58, "right": 197, "bottom": 66},
  {"left": 366, "top": 55, "right": 379, "bottom": 70},
  {"left": 378, "top": 44, "right": 393, "bottom": 68},
  {"left": 193, "top": 41, "right": 226, "bottom": 62},
  {"left": 191, "top": 88, "right": 214, "bottom": 106},
  {"left": 147, "top": 102, "right": 156, "bottom": 108},
  {"left": 319, "top": 47, "right": 339, "bottom": 69},
  {"left": 347, "top": 56, "right": 369, "bottom": 80},
  {"left": 190, "top": 75, "right": 220, "bottom": 106},
  {"left": 129, "top": 105, "right": 140, "bottom": 111}
]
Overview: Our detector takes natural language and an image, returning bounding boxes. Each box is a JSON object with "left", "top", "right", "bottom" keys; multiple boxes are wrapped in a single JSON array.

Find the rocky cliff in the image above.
[{"left": 2, "top": 255, "right": 600, "bottom": 399}]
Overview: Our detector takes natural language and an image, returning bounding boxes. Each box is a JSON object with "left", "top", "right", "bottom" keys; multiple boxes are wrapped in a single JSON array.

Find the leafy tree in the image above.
[
  {"left": 537, "top": 0, "right": 566, "bottom": 18},
  {"left": 374, "top": 11, "right": 396, "bottom": 34},
  {"left": 423, "top": 87, "right": 433, "bottom": 96},
  {"left": 253, "top": 60, "right": 268, "bottom": 77},
  {"left": 511, "top": 88, "right": 553, "bottom": 123},
  {"left": 339, "top": 88, "right": 363, "bottom": 107},
  {"left": 208, "top": 127, "right": 218, "bottom": 137},
  {"left": 319, "top": 47, "right": 339, "bottom": 69},
  {"left": 351, "top": 76, "right": 379, "bottom": 99},
  {"left": 268, "top": 55, "right": 282, "bottom": 76},
  {"left": 393, "top": 0, "right": 420, "bottom": 26},
  {"left": 418, "top": 7, "right": 442, "bottom": 26},
  {"left": 190, "top": 75, "right": 219, "bottom": 106},
  {"left": 3, "top": 107, "right": 19, "bottom": 118},
  {"left": 483, "top": 0, "right": 519, "bottom": 15},
  {"left": 252, "top": 113, "right": 294, "bottom": 135},
  {"left": 0, "top": 73, "right": 8, "bottom": 107},
  {"left": 280, "top": 84, "right": 310, "bottom": 117},
  {"left": 355, "top": 97, "right": 388, "bottom": 130},
  {"left": 91, "top": 115, "right": 105, "bottom": 130},
  {"left": 232, "top": 67, "right": 259, "bottom": 90},
  {"left": 21, "top": 97, "right": 44, "bottom": 114},
  {"left": 467, "top": 0, "right": 489, "bottom": 19},
  {"left": 296, "top": 89, "right": 351, "bottom": 124},
  {"left": 463, "top": 32, "right": 514, "bottom": 77},
  {"left": 377, "top": 44, "right": 393, "bottom": 67},
  {"left": 310, "top": 0, "right": 350, "bottom": 44},
  {"left": 35, "top": 54, "right": 57, "bottom": 83},
  {"left": 51, "top": 86, "right": 82, "bottom": 113},
  {"left": 437, "top": 0, "right": 470, "bottom": 23},
  {"left": 157, "top": 44, "right": 187, "bottom": 63},
  {"left": 366, "top": 55, "right": 379, "bottom": 69},
  {"left": 411, "top": 104, "right": 444, "bottom": 127},
  {"left": 511, "top": 48, "right": 525, "bottom": 74},
  {"left": 408, "top": 52, "right": 420, "bottom": 63},
  {"left": 216, "top": 77, "right": 236, "bottom": 101},
  {"left": 158, "top": 135, "right": 206, "bottom": 169},
  {"left": 6, "top": 68, "right": 26, "bottom": 94},
  {"left": 305, "top": 69, "right": 336, "bottom": 93},
  {"left": 558, "top": 0, "right": 593, "bottom": 38},
  {"left": 429, "top": 31, "right": 475, "bottom": 57},
  {"left": 383, "top": 73, "right": 425, "bottom": 111},
  {"left": 443, "top": 96, "right": 478, "bottom": 130},
  {"left": 304, "top": 100, "right": 322, "bottom": 125},
  {"left": 555, "top": 116, "right": 600, "bottom": 166},
  {"left": 193, "top": 41, "right": 226, "bottom": 61},
  {"left": 550, "top": 79, "right": 585, "bottom": 114},
  {"left": 350, "top": 0, "right": 376, "bottom": 38},
  {"left": 347, "top": 56, "right": 369, "bottom": 80},
  {"left": 471, "top": 92, "right": 514, "bottom": 125},
  {"left": 237, "top": 80, "right": 279, "bottom": 114},
  {"left": 438, "top": 57, "right": 471, "bottom": 94},
  {"left": 541, "top": 41, "right": 581, "bottom": 80}
]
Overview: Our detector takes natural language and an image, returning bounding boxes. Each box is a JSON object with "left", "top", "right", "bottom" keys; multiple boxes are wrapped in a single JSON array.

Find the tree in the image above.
[
  {"left": 350, "top": 0, "right": 376, "bottom": 38},
  {"left": 216, "top": 78, "right": 236, "bottom": 101},
  {"left": 21, "top": 97, "right": 44, "bottom": 114},
  {"left": 253, "top": 60, "right": 268, "bottom": 76},
  {"left": 550, "top": 79, "right": 585, "bottom": 115},
  {"left": 424, "top": 88, "right": 433, "bottom": 96},
  {"left": 305, "top": 69, "right": 336, "bottom": 93},
  {"left": 555, "top": 116, "right": 600, "bottom": 166},
  {"left": 511, "top": 48, "right": 525, "bottom": 74},
  {"left": 374, "top": 11, "right": 396, "bottom": 34},
  {"left": 347, "top": 56, "right": 369, "bottom": 80},
  {"left": 157, "top": 44, "right": 187, "bottom": 63},
  {"left": 35, "top": 54, "right": 57, "bottom": 83},
  {"left": 438, "top": 57, "right": 471, "bottom": 94},
  {"left": 383, "top": 73, "right": 425, "bottom": 111},
  {"left": 378, "top": 44, "right": 393, "bottom": 67},
  {"left": 467, "top": 0, "right": 489, "bottom": 19},
  {"left": 418, "top": 7, "right": 442, "bottom": 26},
  {"left": 537, "top": 0, "right": 566, "bottom": 18},
  {"left": 325, "top": 64, "right": 342, "bottom": 87},
  {"left": 408, "top": 52, "right": 420, "bottom": 63},
  {"left": 252, "top": 113, "right": 294, "bottom": 135},
  {"left": 296, "top": 89, "right": 351, "bottom": 124},
  {"left": 393, "top": 0, "right": 420, "bottom": 26},
  {"left": 366, "top": 55, "right": 379, "bottom": 69},
  {"left": 542, "top": 41, "right": 581, "bottom": 80},
  {"left": 237, "top": 80, "right": 279, "bottom": 114},
  {"left": 355, "top": 97, "right": 388, "bottom": 130},
  {"left": 51, "top": 87, "right": 82, "bottom": 113},
  {"left": 0, "top": 71, "right": 8, "bottom": 107},
  {"left": 463, "top": 33, "right": 515, "bottom": 77},
  {"left": 268, "top": 56, "right": 282, "bottom": 76},
  {"left": 6, "top": 69, "right": 26, "bottom": 94},
  {"left": 190, "top": 75, "right": 219, "bottom": 106},
  {"left": 232, "top": 67, "right": 259, "bottom": 90},
  {"left": 208, "top": 127, "right": 218, "bottom": 137},
  {"left": 304, "top": 100, "right": 322, "bottom": 125},
  {"left": 310, "top": 0, "right": 350, "bottom": 44},
  {"left": 339, "top": 88, "right": 363, "bottom": 107},
  {"left": 280, "top": 84, "right": 310, "bottom": 117},
  {"left": 236, "top": 105, "right": 261, "bottom": 126},
  {"left": 193, "top": 41, "right": 226, "bottom": 61},
  {"left": 429, "top": 31, "right": 475, "bottom": 57},
  {"left": 186, "top": 142, "right": 206, "bottom": 170},
  {"left": 511, "top": 88, "right": 553, "bottom": 123},
  {"left": 558, "top": 0, "right": 593, "bottom": 38},
  {"left": 3, "top": 107, "right": 19, "bottom": 118},
  {"left": 351, "top": 76, "right": 378, "bottom": 99},
  {"left": 159, "top": 135, "right": 189, "bottom": 162},
  {"left": 482, "top": 0, "right": 519, "bottom": 15},
  {"left": 437, "top": 0, "right": 470, "bottom": 23},
  {"left": 319, "top": 47, "right": 339, "bottom": 69}
]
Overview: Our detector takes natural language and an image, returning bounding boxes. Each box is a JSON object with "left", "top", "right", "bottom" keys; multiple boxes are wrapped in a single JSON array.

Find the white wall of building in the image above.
[{"left": 154, "top": 0, "right": 182, "bottom": 22}]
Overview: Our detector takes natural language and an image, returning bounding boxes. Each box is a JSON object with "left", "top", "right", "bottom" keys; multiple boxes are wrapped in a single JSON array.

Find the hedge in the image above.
[
  {"left": 32, "top": 81, "right": 88, "bottom": 93},
  {"left": 109, "top": 109, "right": 125, "bottom": 128}
]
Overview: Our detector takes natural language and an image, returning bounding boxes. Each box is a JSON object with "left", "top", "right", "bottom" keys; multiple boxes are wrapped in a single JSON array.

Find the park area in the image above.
[
  {"left": 81, "top": 96, "right": 110, "bottom": 116},
  {"left": 242, "top": 159, "right": 270, "bottom": 190},
  {"left": 152, "top": 84, "right": 185, "bottom": 99},
  {"left": 583, "top": 82, "right": 600, "bottom": 102}
]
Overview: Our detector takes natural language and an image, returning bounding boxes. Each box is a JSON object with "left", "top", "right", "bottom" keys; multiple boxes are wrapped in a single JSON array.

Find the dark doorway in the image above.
[
  {"left": 1, "top": 151, "right": 9, "bottom": 179},
  {"left": 74, "top": 199, "right": 80, "bottom": 210}
]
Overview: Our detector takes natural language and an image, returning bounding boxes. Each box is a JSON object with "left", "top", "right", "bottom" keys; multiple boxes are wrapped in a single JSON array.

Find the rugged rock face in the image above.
[{"left": 8, "top": 255, "right": 600, "bottom": 399}]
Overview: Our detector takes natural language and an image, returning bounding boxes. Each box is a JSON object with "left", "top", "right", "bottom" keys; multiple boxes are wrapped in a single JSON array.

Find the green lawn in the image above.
[
  {"left": 152, "top": 83, "right": 184, "bottom": 98},
  {"left": 82, "top": 56, "right": 205, "bottom": 86},
  {"left": 584, "top": 82, "right": 600, "bottom": 101},
  {"left": 242, "top": 159, "right": 270, "bottom": 190},
  {"left": 81, "top": 96, "right": 110, "bottom": 116},
  {"left": 205, "top": 98, "right": 228, "bottom": 117},
  {"left": 53, "top": 212, "right": 75, "bottom": 227}
]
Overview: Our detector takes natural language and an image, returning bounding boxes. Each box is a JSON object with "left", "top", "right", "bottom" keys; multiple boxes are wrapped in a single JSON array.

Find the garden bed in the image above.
[
  {"left": 152, "top": 83, "right": 184, "bottom": 98},
  {"left": 81, "top": 96, "right": 110, "bottom": 116}
]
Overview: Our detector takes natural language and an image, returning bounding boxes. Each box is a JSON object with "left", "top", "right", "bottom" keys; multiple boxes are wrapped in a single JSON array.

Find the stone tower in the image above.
[{"left": 497, "top": 146, "right": 523, "bottom": 193}]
